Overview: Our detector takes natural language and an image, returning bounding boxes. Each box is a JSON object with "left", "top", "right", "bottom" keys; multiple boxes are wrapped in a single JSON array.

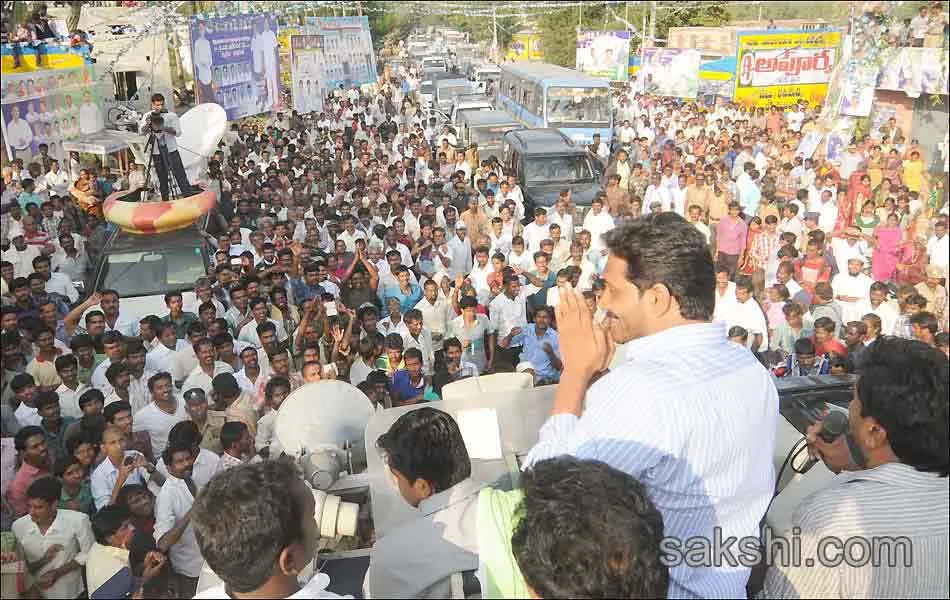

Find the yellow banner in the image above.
[
  {"left": 507, "top": 33, "right": 542, "bottom": 62},
  {"left": 734, "top": 29, "right": 841, "bottom": 108}
]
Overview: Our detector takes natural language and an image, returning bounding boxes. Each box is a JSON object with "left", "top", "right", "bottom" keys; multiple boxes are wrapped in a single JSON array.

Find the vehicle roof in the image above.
[
  {"left": 499, "top": 62, "right": 610, "bottom": 88},
  {"left": 105, "top": 226, "right": 206, "bottom": 253},
  {"left": 503, "top": 128, "right": 583, "bottom": 155},
  {"left": 460, "top": 110, "right": 520, "bottom": 127},
  {"left": 436, "top": 78, "right": 469, "bottom": 87}
]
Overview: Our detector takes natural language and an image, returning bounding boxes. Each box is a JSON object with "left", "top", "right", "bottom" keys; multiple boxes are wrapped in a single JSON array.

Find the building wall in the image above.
[{"left": 872, "top": 89, "right": 916, "bottom": 140}]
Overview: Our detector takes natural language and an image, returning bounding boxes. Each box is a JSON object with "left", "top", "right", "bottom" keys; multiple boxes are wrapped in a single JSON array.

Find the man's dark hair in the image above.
[
  {"left": 602, "top": 213, "right": 714, "bottom": 321},
  {"left": 192, "top": 459, "right": 310, "bottom": 593},
  {"left": 26, "top": 476, "right": 62, "bottom": 504},
  {"left": 794, "top": 337, "right": 816, "bottom": 356},
  {"left": 91, "top": 505, "right": 130, "bottom": 545},
  {"left": 512, "top": 457, "right": 669, "bottom": 599},
  {"left": 856, "top": 337, "right": 949, "bottom": 475},
  {"left": 220, "top": 421, "right": 248, "bottom": 451},
  {"left": 376, "top": 407, "right": 470, "bottom": 493},
  {"left": 813, "top": 316, "right": 835, "bottom": 334},
  {"left": 103, "top": 400, "right": 132, "bottom": 423},
  {"left": 909, "top": 311, "right": 939, "bottom": 335}
]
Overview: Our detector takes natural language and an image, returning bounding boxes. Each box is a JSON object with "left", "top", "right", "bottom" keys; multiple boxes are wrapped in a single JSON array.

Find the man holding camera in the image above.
[{"left": 137, "top": 93, "right": 193, "bottom": 201}]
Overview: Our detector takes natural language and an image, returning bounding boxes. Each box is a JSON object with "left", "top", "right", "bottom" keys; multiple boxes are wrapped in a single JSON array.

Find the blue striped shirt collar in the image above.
[{"left": 621, "top": 321, "right": 727, "bottom": 362}]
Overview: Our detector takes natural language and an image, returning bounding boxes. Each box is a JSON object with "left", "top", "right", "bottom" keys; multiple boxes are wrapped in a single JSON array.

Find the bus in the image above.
[{"left": 496, "top": 62, "right": 612, "bottom": 145}]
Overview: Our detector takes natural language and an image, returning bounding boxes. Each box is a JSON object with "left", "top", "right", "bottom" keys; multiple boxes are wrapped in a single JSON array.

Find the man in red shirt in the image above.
[
  {"left": 6, "top": 426, "right": 51, "bottom": 517},
  {"left": 813, "top": 316, "right": 847, "bottom": 357}
]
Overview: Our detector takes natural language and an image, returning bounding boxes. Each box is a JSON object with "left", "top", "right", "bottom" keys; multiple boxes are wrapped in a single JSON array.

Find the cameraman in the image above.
[{"left": 138, "top": 93, "right": 192, "bottom": 201}]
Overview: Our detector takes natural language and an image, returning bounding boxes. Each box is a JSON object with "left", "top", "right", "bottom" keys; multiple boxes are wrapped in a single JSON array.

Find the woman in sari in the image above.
[
  {"left": 69, "top": 168, "right": 101, "bottom": 218},
  {"left": 875, "top": 177, "right": 895, "bottom": 207},
  {"left": 894, "top": 234, "right": 928, "bottom": 287},
  {"left": 882, "top": 148, "right": 902, "bottom": 186},
  {"left": 854, "top": 200, "right": 880, "bottom": 236},
  {"left": 836, "top": 172, "right": 871, "bottom": 231},
  {"left": 870, "top": 213, "right": 902, "bottom": 282},
  {"left": 866, "top": 145, "right": 884, "bottom": 190}
]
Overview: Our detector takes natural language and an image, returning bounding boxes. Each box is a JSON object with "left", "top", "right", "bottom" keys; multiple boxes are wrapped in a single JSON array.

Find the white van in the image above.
[
  {"left": 421, "top": 56, "right": 448, "bottom": 74},
  {"left": 472, "top": 64, "right": 501, "bottom": 94}
]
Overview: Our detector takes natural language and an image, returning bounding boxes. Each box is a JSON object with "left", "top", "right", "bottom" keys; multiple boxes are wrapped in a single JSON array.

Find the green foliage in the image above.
[
  {"left": 537, "top": 3, "right": 608, "bottom": 67},
  {"left": 366, "top": 2, "right": 412, "bottom": 50},
  {"left": 653, "top": 2, "right": 728, "bottom": 42}
]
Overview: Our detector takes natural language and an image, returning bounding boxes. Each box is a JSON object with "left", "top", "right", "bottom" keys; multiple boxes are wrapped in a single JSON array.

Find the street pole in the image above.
[
  {"left": 649, "top": 0, "right": 656, "bottom": 47},
  {"left": 758, "top": 1, "right": 763, "bottom": 23},
  {"left": 492, "top": 6, "right": 498, "bottom": 64}
]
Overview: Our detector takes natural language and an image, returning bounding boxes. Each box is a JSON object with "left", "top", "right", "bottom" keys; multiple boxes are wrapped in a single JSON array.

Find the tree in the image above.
[
  {"left": 67, "top": 0, "right": 83, "bottom": 32},
  {"left": 537, "top": 3, "right": 608, "bottom": 67},
  {"left": 653, "top": 2, "right": 728, "bottom": 43}
]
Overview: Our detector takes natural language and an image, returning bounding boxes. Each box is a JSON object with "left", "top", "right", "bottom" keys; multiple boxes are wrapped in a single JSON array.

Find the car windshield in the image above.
[
  {"left": 470, "top": 125, "right": 517, "bottom": 148},
  {"left": 545, "top": 86, "right": 610, "bottom": 127},
  {"left": 99, "top": 246, "right": 206, "bottom": 298},
  {"left": 525, "top": 154, "right": 595, "bottom": 185}
]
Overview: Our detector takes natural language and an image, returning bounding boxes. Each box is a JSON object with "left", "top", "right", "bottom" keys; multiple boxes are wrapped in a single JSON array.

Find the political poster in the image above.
[
  {"left": 508, "top": 32, "right": 542, "bottom": 62},
  {"left": 734, "top": 29, "right": 841, "bottom": 108},
  {"left": 876, "top": 47, "right": 949, "bottom": 98},
  {"left": 839, "top": 60, "right": 879, "bottom": 117},
  {"left": 796, "top": 131, "right": 824, "bottom": 159},
  {"left": 290, "top": 35, "right": 327, "bottom": 114},
  {"left": 639, "top": 48, "right": 701, "bottom": 99},
  {"left": 315, "top": 17, "right": 377, "bottom": 91},
  {"left": 576, "top": 31, "right": 630, "bottom": 81},
  {"left": 189, "top": 15, "right": 282, "bottom": 121},
  {"left": 1, "top": 64, "right": 99, "bottom": 163}
]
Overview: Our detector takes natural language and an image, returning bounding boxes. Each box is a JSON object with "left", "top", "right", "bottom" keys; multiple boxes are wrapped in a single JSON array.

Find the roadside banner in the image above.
[
  {"left": 576, "top": 31, "right": 630, "bottom": 81},
  {"left": 312, "top": 17, "right": 377, "bottom": 91},
  {"left": 876, "top": 47, "right": 949, "bottom": 98},
  {"left": 734, "top": 29, "right": 841, "bottom": 108},
  {"left": 290, "top": 35, "right": 327, "bottom": 114},
  {"left": 1, "top": 64, "right": 99, "bottom": 163},
  {"left": 508, "top": 32, "right": 542, "bottom": 62},
  {"left": 839, "top": 59, "right": 879, "bottom": 117},
  {"left": 639, "top": 48, "right": 701, "bottom": 98},
  {"left": 189, "top": 15, "right": 282, "bottom": 121}
]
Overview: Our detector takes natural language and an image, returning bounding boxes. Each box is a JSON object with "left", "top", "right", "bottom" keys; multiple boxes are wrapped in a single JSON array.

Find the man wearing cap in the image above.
[
  {"left": 915, "top": 265, "right": 947, "bottom": 327},
  {"left": 212, "top": 373, "right": 258, "bottom": 437},
  {"left": 447, "top": 222, "right": 472, "bottom": 278},
  {"left": 831, "top": 256, "right": 874, "bottom": 324},
  {"left": 829, "top": 227, "right": 871, "bottom": 275}
]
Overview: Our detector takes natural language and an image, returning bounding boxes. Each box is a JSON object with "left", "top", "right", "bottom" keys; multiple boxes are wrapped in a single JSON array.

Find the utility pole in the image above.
[
  {"left": 757, "top": 2, "right": 763, "bottom": 23},
  {"left": 356, "top": 1, "right": 362, "bottom": 17},
  {"left": 648, "top": 0, "right": 657, "bottom": 47},
  {"left": 492, "top": 6, "right": 498, "bottom": 63}
]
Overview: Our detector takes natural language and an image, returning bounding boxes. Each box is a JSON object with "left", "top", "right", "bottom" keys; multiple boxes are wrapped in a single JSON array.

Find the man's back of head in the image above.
[
  {"left": 512, "top": 457, "right": 669, "bottom": 599},
  {"left": 376, "top": 406, "right": 471, "bottom": 507}
]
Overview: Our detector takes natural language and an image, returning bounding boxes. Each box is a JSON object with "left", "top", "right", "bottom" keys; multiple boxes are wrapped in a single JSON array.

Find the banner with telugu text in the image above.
[{"left": 734, "top": 29, "right": 841, "bottom": 108}]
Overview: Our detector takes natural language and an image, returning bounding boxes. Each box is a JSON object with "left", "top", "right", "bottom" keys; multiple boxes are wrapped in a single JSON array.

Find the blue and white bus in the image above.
[{"left": 496, "top": 62, "right": 612, "bottom": 145}]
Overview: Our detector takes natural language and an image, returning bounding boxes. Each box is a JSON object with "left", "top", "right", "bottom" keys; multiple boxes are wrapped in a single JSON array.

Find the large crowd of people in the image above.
[{"left": 2, "top": 16, "right": 950, "bottom": 597}]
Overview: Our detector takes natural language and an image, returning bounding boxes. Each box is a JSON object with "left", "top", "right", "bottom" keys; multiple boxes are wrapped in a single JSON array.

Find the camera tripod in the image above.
[{"left": 141, "top": 122, "right": 183, "bottom": 202}]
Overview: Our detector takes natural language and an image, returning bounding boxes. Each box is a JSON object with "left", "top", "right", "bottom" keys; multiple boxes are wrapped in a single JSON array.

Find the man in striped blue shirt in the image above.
[{"left": 525, "top": 213, "right": 779, "bottom": 598}]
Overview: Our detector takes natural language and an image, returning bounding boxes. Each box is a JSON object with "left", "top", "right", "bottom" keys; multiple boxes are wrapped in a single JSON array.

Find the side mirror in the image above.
[{"left": 73, "top": 280, "right": 85, "bottom": 294}]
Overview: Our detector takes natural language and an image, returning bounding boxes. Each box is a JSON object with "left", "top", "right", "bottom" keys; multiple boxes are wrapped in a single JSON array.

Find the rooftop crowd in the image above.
[{"left": 1, "top": 25, "right": 949, "bottom": 598}]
